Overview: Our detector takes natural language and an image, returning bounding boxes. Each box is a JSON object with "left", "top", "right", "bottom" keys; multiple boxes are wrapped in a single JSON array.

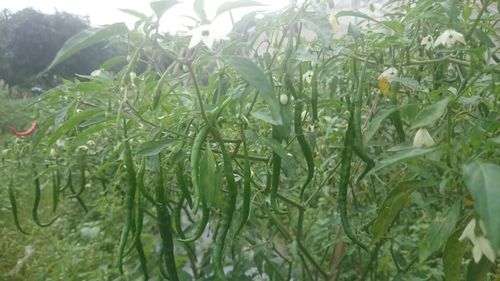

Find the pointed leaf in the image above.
[
  {"left": 42, "top": 23, "right": 128, "bottom": 73},
  {"left": 222, "top": 56, "right": 281, "bottom": 124},
  {"left": 466, "top": 257, "right": 493, "bottom": 281},
  {"left": 366, "top": 105, "right": 398, "bottom": 142},
  {"left": 372, "top": 181, "right": 426, "bottom": 244},
  {"left": 150, "top": 0, "right": 178, "bottom": 19},
  {"left": 444, "top": 229, "right": 467, "bottom": 281},
  {"left": 336, "top": 10, "right": 378, "bottom": 22},
  {"left": 419, "top": 202, "right": 460, "bottom": 262},
  {"left": 216, "top": 0, "right": 264, "bottom": 18},
  {"left": 368, "top": 146, "right": 440, "bottom": 175},
  {"left": 200, "top": 146, "right": 222, "bottom": 207},
  {"left": 462, "top": 160, "right": 500, "bottom": 252},
  {"left": 136, "top": 139, "right": 177, "bottom": 157},
  {"left": 47, "top": 108, "right": 106, "bottom": 147},
  {"left": 410, "top": 97, "right": 450, "bottom": 129}
]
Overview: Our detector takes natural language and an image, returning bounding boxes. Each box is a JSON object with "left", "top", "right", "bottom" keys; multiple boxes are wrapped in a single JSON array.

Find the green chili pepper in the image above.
[
  {"left": 173, "top": 196, "right": 187, "bottom": 239},
  {"left": 352, "top": 60, "right": 374, "bottom": 184},
  {"left": 8, "top": 175, "right": 29, "bottom": 235},
  {"left": 270, "top": 126, "right": 282, "bottom": 209},
  {"left": 137, "top": 160, "right": 157, "bottom": 205},
  {"left": 338, "top": 108, "right": 369, "bottom": 252},
  {"left": 191, "top": 126, "right": 209, "bottom": 212},
  {"left": 285, "top": 75, "right": 314, "bottom": 199},
  {"left": 233, "top": 125, "right": 251, "bottom": 237},
  {"left": 177, "top": 200, "right": 209, "bottom": 243},
  {"left": 67, "top": 171, "right": 88, "bottom": 213},
  {"left": 175, "top": 162, "right": 193, "bottom": 208},
  {"left": 209, "top": 126, "right": 237, "bottom": 280},
  {"left": 155, "top": 154, "right": 179, "bottom": 281},
  {"left": 311, "top": 65, "right": 319, "bottom": 123},
  {"left": 134, "top": 191, "right": 148, "bottom": 281},
  {"left": 32, "top": 169, "right": 58, "bottom": 227},
  {"left": 117, "top": 124, "right": 138, "bottom": 274},
  {"left": 52, "top": 170, "right": 60, "bottom": 213}
]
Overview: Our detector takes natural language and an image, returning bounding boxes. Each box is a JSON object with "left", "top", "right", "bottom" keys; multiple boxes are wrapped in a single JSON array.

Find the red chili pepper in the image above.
[{"left": 10, "top": 122, "right": 37, "bottom": 137}]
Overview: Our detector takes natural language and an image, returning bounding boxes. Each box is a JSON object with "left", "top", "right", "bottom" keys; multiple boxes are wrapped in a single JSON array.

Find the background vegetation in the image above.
[{"left": 1, "top": 0, "right": 499, "bottom": 280}]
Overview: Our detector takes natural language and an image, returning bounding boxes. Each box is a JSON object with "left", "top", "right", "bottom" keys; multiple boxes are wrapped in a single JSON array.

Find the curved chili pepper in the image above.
[{"left": 11, "top": 122, "right": 38, "bottom": 137}]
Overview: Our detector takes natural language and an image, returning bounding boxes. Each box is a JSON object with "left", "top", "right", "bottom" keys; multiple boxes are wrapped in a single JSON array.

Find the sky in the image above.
[{"left": 1, "top": 0, "right": 291, "bottom": 34}]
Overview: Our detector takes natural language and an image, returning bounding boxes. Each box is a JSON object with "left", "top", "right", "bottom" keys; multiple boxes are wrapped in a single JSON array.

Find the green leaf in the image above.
[
  {"left": 391, "top": 77, "right": 424, "bottom": 92},
  {"left": 366, "top": 105, "right": 398, "bottom": 142},
  {"left": 487, "top": 135, "right": 500, "bottom": 144},
  {"left": 380, "top": 21, "right": 404, "bottom": 34},
  {"left": 221, "top": 56, "right": 281, "bottom": 124},
  {"left": 42, "top": 23, "right": 128, "bottom": 73},
  {"left": 410, "top": 97, "right": 450, "bottom": 130},
  {"left": 419, "top": 202, "right": 460, "bottom": 262},
  {"left": 259, "top": 137, "right": 288, "bottom": 159},
  {"left": 136, "top": 139, "right": 177, "bottom": 157},
  {"left": 251, "top": 110, "right": 281, "bottom": 125},
  {"left": 119, "top": 9, "right": 149, "bottom": 21},
  {"left": 474, "top": 29, "right": 495, "bottom": 48},
  {"left": 215, "top": 0, "right": 264, "bottom": 18},
  {"left": 151, "top": 0, "right": 178, "bottom": 19},
  {"left": 336, "top": 10, "right": 378, "bottom": 22},
  {"left": 194, "top": 0, "right": 208, "bottom": 23},
  {"left": 443, "top": 229, "right": 467, "bottom": 281},
  {"left": 47, "top": 108, "right": 106, "bottom": 148},
  {"left": 372, "top": 181, "right": 421, "bottom": 244},
  {"left": 466, "top": 257, "right": 493, "bottom": 281},
  {"left": 368, "top": 146, "right": 440, "bottom": 176},
  {"left": 462, "top": 160, "right": 500, "bottom": 252}
]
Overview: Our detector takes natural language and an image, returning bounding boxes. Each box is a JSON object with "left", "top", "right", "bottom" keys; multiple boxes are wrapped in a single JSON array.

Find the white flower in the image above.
[
  {"left": 459, "top": 219, "right": 496, "bottom": 263},
  {"left": 413, "top": 128, "right": 435, "bottom": 148},
  {"left": 434, "top": 29, "right": 466, "bottom": 48},
  {"left": 329, "top": 11, "right": 340, "bottom": 33},
  {"left": 472, "top": 236, "right": 496, "bottom": 263},
  {"left": 421, "top": 35, "right": 433, "bottom": 50},
  {"left": 378, "top": 67, "right": 398, "bottom": 82},
  {"left": 459, "top": 218, "right": 476, "bottom": 242},
  {"left": 188, "top": 23, "right": 228, "bottom": 49},
  {"left": 279, "top": 94, "right": 288, "bottom": 105},
  {"left": 303, "top": 70, "right": 314, "bottom": 83}
]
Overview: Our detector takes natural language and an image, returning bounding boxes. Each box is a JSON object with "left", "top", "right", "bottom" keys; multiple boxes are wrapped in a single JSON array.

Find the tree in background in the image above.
[{"left": 0, "top": 8, "right": 121, "bottom": 89}]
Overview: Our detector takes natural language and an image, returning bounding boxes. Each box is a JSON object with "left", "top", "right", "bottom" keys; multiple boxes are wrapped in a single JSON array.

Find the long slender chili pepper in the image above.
[
  {"left": 137, "top": 161, "right": 158, "bottom": 206},
  {"left": 209, "top": 126, "right": 237, "bottom": 280},
  {"left": 285, "top": 75, "right": 314, "bottom": 198},
  {"left": 233, "top": 125, "right": 252, "bottom": 237},
  {"left": 8, "top": 175, "right": 29, "bottom": 235},
  {"left": 52, "top": 170, "right": 60, "bottom": 213},
  {"left": 32, "top": 169, "right": 58, "bottom": 227},
  {"left": 173, "top": 196, "right": 187, "bottom": 239},
  {"left": 177, "top": 200, "right": 209, "bottom": 242},
  {"left": 155, "top": 154, "right": 179, "bottom": 281},
  {"left": 338, "top": 107, "right": 369, "bottom": 252},
  {"left": 118, "top": 124, "right": 137, "bottom": 274},
  {"left": 352, "top": 60, "right": 374, "bottom": 184},
  {"left": 270, "top": 126, "right": 282, "bottom": 209},
  {"left": 311, "top": 65, "right": 319, "bottom": 123},
  {"left": 67, "top": 171, "right": 88, "bottom": 213},
  {"left": 134, "top": 191, "right": 148, "bottom": 281},
  {"left": 191, "top": 126, "right": 209, "bottom": 212},
  {"left": 175, "top": 162, "right": 193, "bottom": 208}
]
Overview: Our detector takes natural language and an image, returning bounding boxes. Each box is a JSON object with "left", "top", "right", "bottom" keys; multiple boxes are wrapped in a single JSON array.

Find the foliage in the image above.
[
  {"left": 2, "top": 0, "right": 500, "bottom": 280},
  {"left": 0, "top": 8, "right": 123, "bottom": 88},
  {"left": 0, "top": 80, "right": 31, "bottom": 135}
]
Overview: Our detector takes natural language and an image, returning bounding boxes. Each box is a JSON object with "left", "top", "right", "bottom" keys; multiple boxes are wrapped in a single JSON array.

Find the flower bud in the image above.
[
  {"left": 413, "top": 128, "right": 435, "bottom": 148},
  {"left": 279, "top": 94, "right": 288, "bottom": 105}
]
